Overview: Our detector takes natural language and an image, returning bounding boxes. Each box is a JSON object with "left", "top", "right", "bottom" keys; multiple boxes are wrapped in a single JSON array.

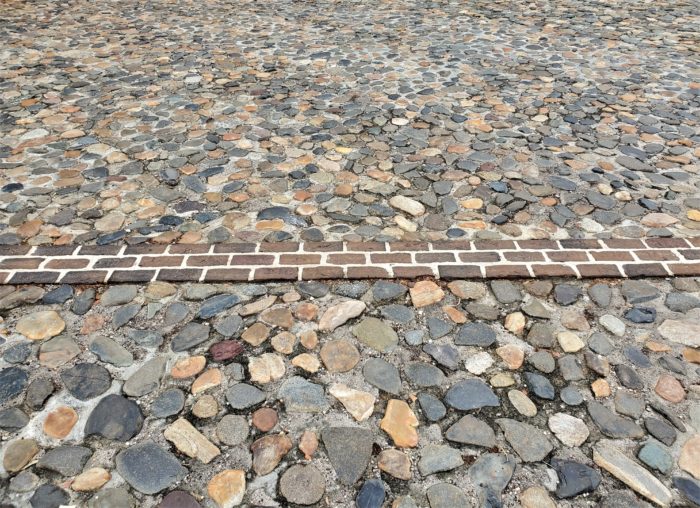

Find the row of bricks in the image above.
[
  {"left": 2, "top": 262, "right": 700, "bottom": 284},
  {"left": 1, "top": 249, "right": 699, "bottom": 270},
  {"left": 1, "top": 237, "right": 698, "bottom": 257}
]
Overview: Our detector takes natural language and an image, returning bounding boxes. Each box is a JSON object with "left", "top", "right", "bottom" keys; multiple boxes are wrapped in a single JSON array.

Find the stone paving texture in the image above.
[{"left": 0, "top": 0, "right": 699, "bottom": 248}]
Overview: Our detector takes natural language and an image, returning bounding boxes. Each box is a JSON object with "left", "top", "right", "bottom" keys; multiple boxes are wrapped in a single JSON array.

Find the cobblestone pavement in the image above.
[
  {"left": 1, "top": 0, "right": 699, "bottom": 247},
  {"left": 0, "top": 278, "right": 699, "bottom": 507}
]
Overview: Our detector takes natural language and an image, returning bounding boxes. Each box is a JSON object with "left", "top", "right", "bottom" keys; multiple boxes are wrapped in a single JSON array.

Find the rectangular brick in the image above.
[
  {"left": 531, "top": 264, "right": 577, "bottom": 277},
  {"left": 45, "top": 258, "right": 90, "bottom": 269},
  {"left": 644, "top": 238, "right": 690, "bottom": 249},
  {"left": 139, "top": 256, "right": 184, "bottom": 267},
  {"left": 61, "top": 270, "right": 108, "bottom": 284},
  {"left": 169, "top": 244, "right": 212, "bottom": 254},
  {"left": 504, "top": 251, "right": 545, "bottom": 262},
  {"left": 473, "top": 240, "right": 516, "bottom": 250},
  {"left": 157, "top": 268, "right": 203, "bottom": 281},
  {"left": 302, "top": 241, "right": 343, "bottom": 252},
  {"left": 0, "top": 246, "right": 32, "bottom": 256},
  {"left": 347, "top": 242, "right": 386, "bottom": 252},
  {"left": 415, "top": 253, "right": 456, "bottom": 263},
  {"left": 346, "top": 266, "right": 390, "bottom": 278},
  {"left": 559, "top": 239, "right": 602, "bottom": 249},
  {"left": 484, "top": 265, "right": 531, "bottom": 278},
  {"left": 9, "top": 271, "right": 61, "bottom": 284},
  {"left": 591, "top": 251, "right": 635, "bottom": 261},
  {"left": 634, "top": 250, "right": 678, "bottom": 261},
  {"left": 388, "top": 241, "right": 430, "bottom": 251},
  {"left": 302, "top": 266, "right": 344, "bottom": 279},
  {"left": 229, "top": 254, "right": 275, "bottom": 265},
  {"left": 0, "top": 271, "right": 8, "bottom": 283},
  {"left": 110, "top": 270, "right": 157, "bottom": 283},
  {"left": 622, "top": 263, "right": 668, "bottom": 278},
  {"left": 602, "top": 239, "right": 645, "bottom": 249},
  {"left": 687, "top": 238, "right": 700, "bottom": 247},
  {"left": 187, "top": 255, "right": 230, "bottom": 267},
  {"left": 327, "top": 253, "right": 366, "bottom": 265},
  {"left": 124, "top": 244, "right": 168, "bottom": 255},
  {"left": 393, "top": 266, "right": 434, "bottom": 278},
  {"left": 458, "top": 252, "right": 501, "bottom": 262},
  {"left": 370, "top": 253, "right": 412, "bottom": 264},
  {"left": 78, "top": 245, "right": 122, "bottom": 256},
  {"left": 437, "top": 265, "right": 481, "bottom": 279},
  {"left": 34, "top": 245, "right": 78, "bottom": 256},
  {"left": 431, "top": 240, "right": 472, "bottom": 251},
  {"left": 679, "top": 250, "right": 700, "bottom": 260},
  {"left": 517, "top": 240, "right": 559, "bottom": 250},
  {"left": 279, "top": 254, "right": 322, "bottom": 265},
  {"left": 94, "top": 257, "right": 136, "bottom": 268},
  {"left": 212, "top": 243, "right": 257, "bottom": 253},
  {"left": 667, "top": 263, "right": 700, "bottom": 276},
  {"left": 253, "top": 267, "right": 299, "bottom": 280},
  {"left": 547, "top": 251, "right": 589, "bottom": 262},
  {"left": 576, "top": 264, "right": 623, "bottom": 277},
  {"left": 203, "top": 268, "right": 251, "bottom": 281},
  {"left": 258, "top": 242, "right": 300, "bottom": 253},
  {"left": 0, "top": 258, "right": 43, "bottom": 269}
]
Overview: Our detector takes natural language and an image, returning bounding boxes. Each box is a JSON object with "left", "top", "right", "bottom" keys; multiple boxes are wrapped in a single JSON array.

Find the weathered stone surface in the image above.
[
  {"left": 329, "top": 383, "right": 375, "bottom": 421},
  {"left": 279, "top": 465, "right": 325, "bottom": 505},
  {"left": 445, "top": 379, "right": 499, "bottom": 410},
  {"left": 207, "top": 469, "right": 245, "bottom": 507},
  {"left": 679, "top": 435, "right": 700, "bottom": 480},
  {"left": 116, "top": 441, "right": 187, "bottom": 494},
  {"left": 353, "top": 317, "right": 398, "bottom": 352},
  {"left": 278, "top": 376, "right": 328, "bottom": 413},
  {"left": 322, "top": 427, "right": 373, "bottom": 485},
  {"left": 85, "top": 394, "right": 144, "bottom": 441},
  {"left": 164, "top": 417, "right": 221, "bottom": 464},
  {"left": 418, "top": 444, "right": 463, "bottom": 475},
  {"left": 380, "top": 399, "right": 418, "bottom": 447},
  {"left": 320, "top": 339, "right": 360, "bottom": 372},
  {"left": 251, "top": 434, "right": 292, "bottom": 475},
  {"left": 16, "top": 311, "right": 65, "bottom": 340},
  {"left": 497, "top": 419, "right": 553, "bottom": 462},
  {"left": 445, "top": 415, "right": 496, "bottom": 447},
  {"left": 378, "top": 449, "right": 411, "bottom": 480}
]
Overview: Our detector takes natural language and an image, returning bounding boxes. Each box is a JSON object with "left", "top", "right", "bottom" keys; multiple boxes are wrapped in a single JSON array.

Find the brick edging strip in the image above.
[{"left": 0, "top": 238, "right": 699, "bottom": 284}]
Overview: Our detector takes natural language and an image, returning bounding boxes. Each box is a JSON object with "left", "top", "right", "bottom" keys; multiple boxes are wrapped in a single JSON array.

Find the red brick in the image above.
[
  {"left": 458, "top": 252, "right": 501, "bottom": 262},
  {"left": 187, "top": 255, "right": 230, "bottom": 266},
  {"left": 346, "top": 266, "right": 390, "bottom": 278},
  {"left": 302, "top": 241, "right": 343, "bottom": 252},
  {"left": 503, "top": 251, "right": 545, "bottom": 262},
  {"left": 679, "top": 250, "right": 700, "bottom": 260},
  {"left": 94, "top": 257, "right": 136, "bottom": 268},
  {"left": 622, "top": 263, "right": 668, "bottom": 278},
  {"left": 559, "top": 239, "right": 602, "bottom": 249},
  {"left": 110, "top": 270, "right": 156, "bottom": 283},
  {"left": 302, "top": 267, "right": 344, "bottom": 279},
  {"left": 139, "top": 256, "right": 184, "bottom": 267},
  {"left": 212, "top": 243, "right": 257, "bottom": 253},
  {"left": 431, "top": 240, "right": 472, "bottom": 251},
  {"left": 415, "top": 253, "right": 456, "bottom": 263},
  {"left": 61, "top": 270, "right": 108, "bottom": 284},
  {"left": 279, "top": 254, "right": 322, "bottom": 265},
  {"left": 484, "top": 265, "right": 531, "bottom": 278},
  {"left": 169, "top": 244, "right": 212, "bottom": 254},
  {"left": 644, "top": 238, "right": 690, "bottom": 249},
  {"left": 634, "top": 250, "right": 678, "bottom": 261},
  {"left": 393, "top": 266, "right": 434, "bottom": 278},
  {"left": 531, "top": 264, "right": 577, "bottom": 277},
  {"left": 78, "top": 245, "right": 121, "bottom": 256},
  {"left": 547, "top": 251, "right": 589, "bottom": 262},
  {"left": 0, "top": 258, "right": 43, "bottom": 269},
  {"left": 258, "top": 242, "right": 300, "bottom": 253},
  {"left": 438, "top": 265, "right": 481, "bottom": 279},
  {"left": 327, "top": 254, "right": 366, "bottom": 265},
  {"left": 347, "top": 242, "right": 386, "bottom": 252},
  {"left": 687, "top": 238, "right": 700, "bottom": 247},
  {"left": 577, "top": 264, "right": 623, "bottom": 277},
  {"left": 9, "top": 271, "right": 61, "bottom": 284},
  {"left": 0, "top": 271, "right": 9, "bottom": 283},
  {"left": 125, "top": 244, "right": 167, "bottom": 255},
  {"left": 473, "top": 240, "right": 516, "bottom": 250},
  {"left": 229, "top": 254, "right": 275, "bottom": 265},
  {"left": 667, "top": 263, "right": 700, "bottom": 276},
  {"left": 253, "top": 267, "right": 298, "bottom": 280},
  {"left": 602, "top": 239, "right": 645, "bottom": 249},
  {"left": 34, "top": 245, "right": 78, "bottom": 256},
  {"left": 517, "top": 240, "right": 559, "bottom": 250},
  {"left": 45, "top": 259, "right": 90, "bottom": 269},
  {"left": 388, "top": 241, "right": 430, "bottom": 251},
  {"left": 370, "top": 253, "right": 412, "bottom": 264},
  {"left": 0, "top": 246, "right": 32, "bottom": 256},
  {"left": 157, "top": 268, "right": 203, "bottom": 281},
  {"left": 203, "top": 268, "right": 251, "bottom": 281},
  {"left": 591, "top": 251, "right": 634, "bottom": 261}
]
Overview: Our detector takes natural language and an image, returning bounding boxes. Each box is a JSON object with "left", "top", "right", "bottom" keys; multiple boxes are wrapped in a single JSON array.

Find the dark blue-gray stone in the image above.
[
  {"left": 445, "top": 379, "right": 499, "bottom": 410},
  {"left": 644, "top": 417, "right": 676, "bottom": 446},
  {"left": 151, "top": 389, "right": 185, "bottom": 418},
  {"left": 404, "top": 362, "right": 445, "bottom": 387},
  {"left": 38, "top": 445, "right": 92, "bottom": 476},
  {"left": 560, "top": 385, "right": 584, "bottom": 406},
  {"left": 113, "top": 304, "right": 141, "bottom": 328},
  {"left": 0, "top": 367, "right": 28, "bottom": 404},
  {"left": 371, "top": 281, "right": 407, "bottom": 302},
  {"left": 0, "top": 407, "right": 29, "bottom": 430},
  {"left": 214, "top": 315, "right": 243, "bottom": 337},
  {"left": 638, "top": 441, "right": 673, "bottom": 473},
  {"left": 61, "top": 363, "right": 111, "bottom": 400},
  {"left": 71, "top": 288, "right": 95, "bottom": 315},
  {"left": 116, "top": 441, "right": 186, "bottom": 494},
  {"left": 362, "top": 358, "right": 401, "bottom": 395},
  {"left": 29, "top": 484, "right": 69, "bottom": 508},
  {"left": 3, "top": 343, "right": 32, "bottom": 364},
  {"left": 551, "top": 459, "right": 601, "bottom": 499},
  {"left": 427, "top": 317, "right": 452, "bottom": 339},
  {"left": 42, "top": 284, "right": 74, "bottom": 304},
  {"left": 418, "top": 392, "right": 447, "bottom": 421},
  {"left": 356, "top": 479, "right": 385, "bottom": 508},
  {"left": 455, "top": 322, "right": 496, "bottom": 346},
  {"left": 616, "top": 364, "right": 644, "bottom": 390},
  {"left": 623, "top": 346, "right": 652, "bottom": 367},
  {"left": 85, "top": 394, "right": 144, "bottom": 441},
  {"left": 624, "top": 307, "right": 656, "bottom": 324},
  {"left": 554, "top": 284, "right": 582, "bottom": 305},
  {"left": 297, "top": 281, "right": 329, "bottom": 298},
  {"left": 525, "top": 372, "right": 555, "bottom": 400},
  {"left": 321, "top": 427, "right": 373, "bottom": 485},
  {"left": 171, "top": 322, "right": 210, "bottom": 352},
  {"left": 423, "top": 343, "right": 460, "bottom": 370},
  {"left": 587, "top": 401, "right": 644, "bottom": 439},
  {"left": 673, "top": 476, "right": 700, "bottom": 506},
  {"left": 226, "top": 383, "right": 266, "bottom": 410},
  {"left": 380, "top": 304, "right": 414, "bottom": 323},
  {"left": 197, "top": 294, "right": 240, "bottom": 319}
]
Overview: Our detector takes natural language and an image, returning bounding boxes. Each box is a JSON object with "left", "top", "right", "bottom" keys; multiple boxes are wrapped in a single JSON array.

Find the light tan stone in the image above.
[
  {"left": 249, "top": 353, "right": 286, "bottom": 384},
  {"left": 496, "top": 344, "right": 524, "bottom": 369},
  {"left": 679, "top": 434, "right": 700, "bottom": 480},
  {"left": 380, "top": 400, "right": 419, "bottom": 448},
  {"left": 504, "top": 312, "right": 526, "bottom": 334},
  {"left": 520, "top": 486, "right": 556, "bottom": 508},
  {"left": 291, "top": 353, "right": 320, "bottom": 373},
  {"left": 208, "top": 469, "right": 245, "bottom": 507},
  {"left": 164, "top": 417, "right": 221, "bottom": 464},
  {"left": 409, "top": 281, "right": 444, "bottom": 308},
  {"left": 318, "top": 300, "right": 366, "bottom": 331},
  {"left": 655, "top": 374, "right": 685, "bottom": 403},
  {"left": 16, "top": 311, "right": 65, "bottom": 340},
  {"left": 72, "top": 468, "right": 111, "bottom": 491},
  {"left": 43, "top": 406, "right": 78, "bottom": 439},
  {"left": 378, "top": 449, "right": 412, "bottom": 480},
  {"left": 329, "top": 384, "right": 375, "bottom": 421},
  {"left": 192, "top": 368, "right": 222, "bottom": 394}
]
